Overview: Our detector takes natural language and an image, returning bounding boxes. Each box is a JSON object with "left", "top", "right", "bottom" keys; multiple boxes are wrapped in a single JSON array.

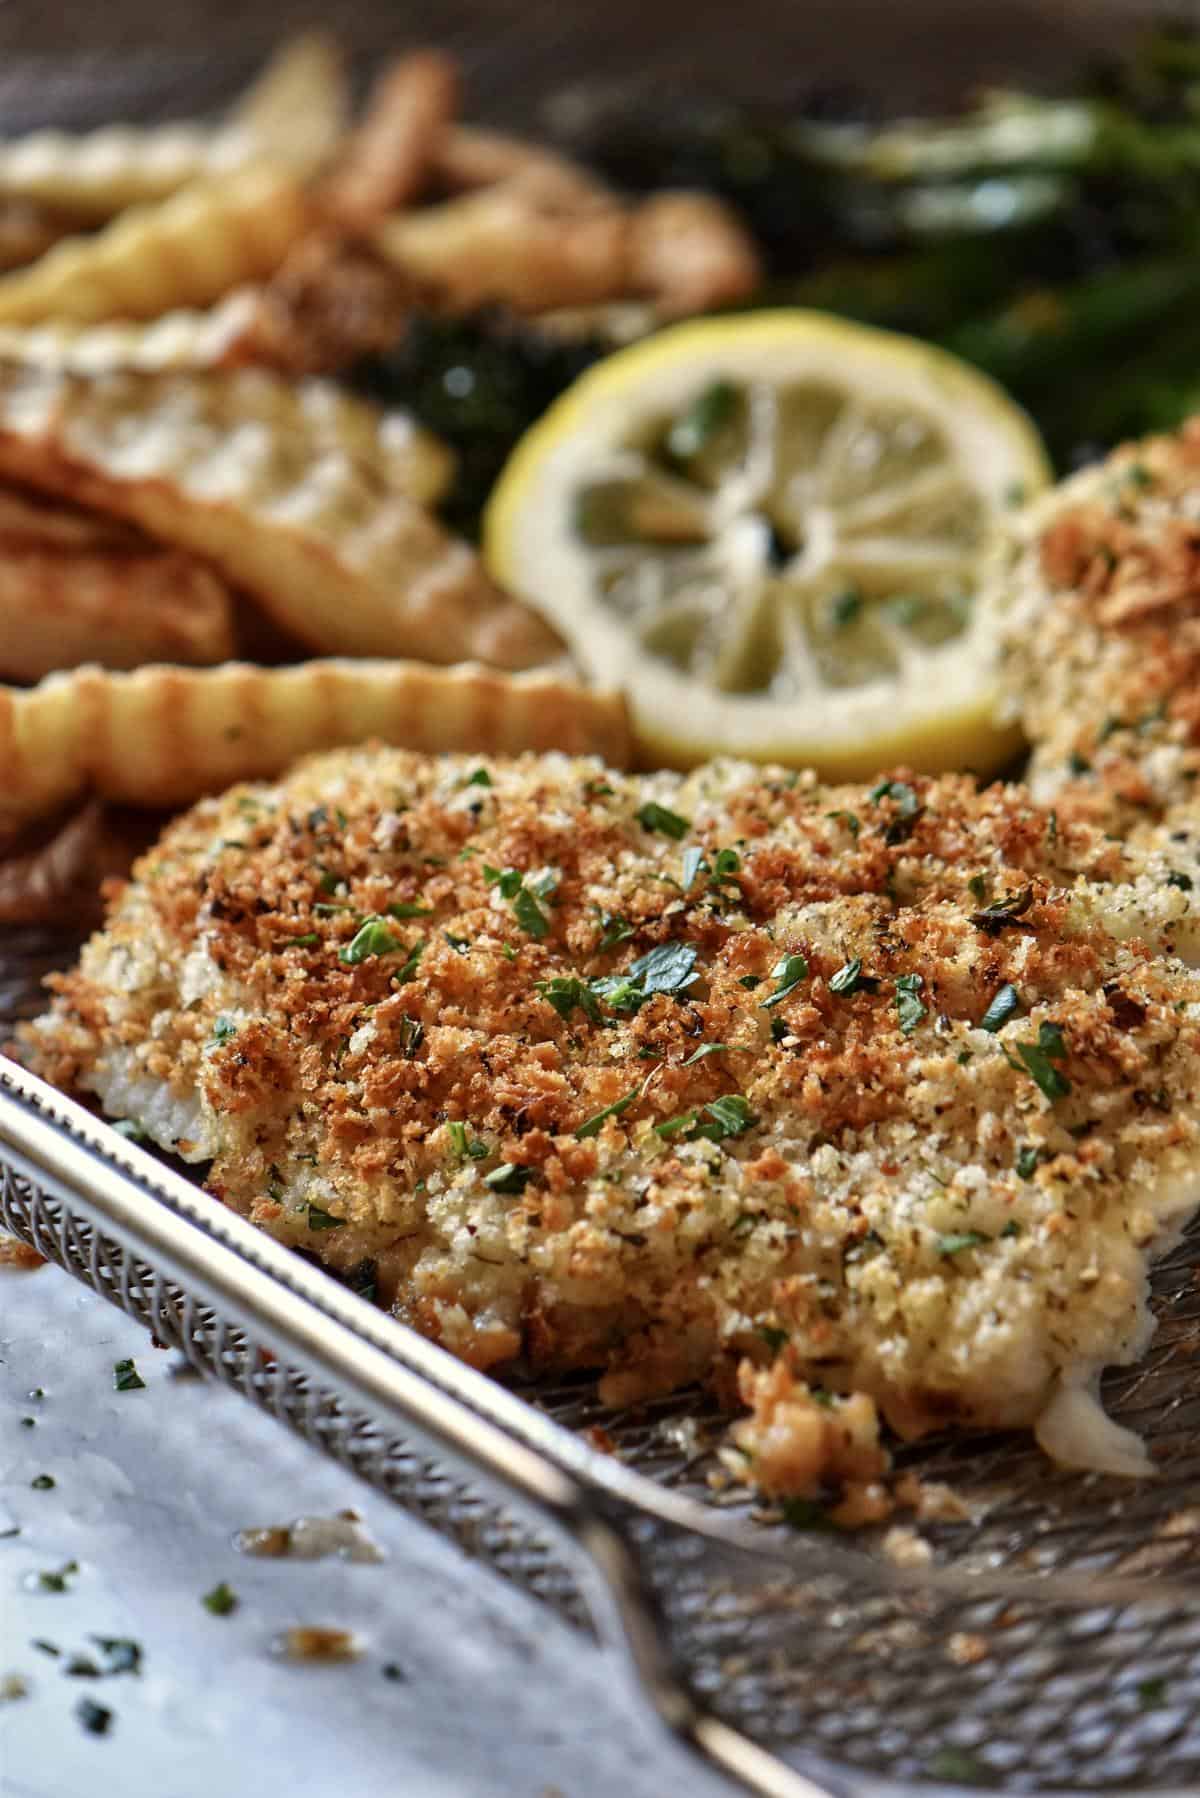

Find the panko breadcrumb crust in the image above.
[
  {"left": 998, "top": 418, "right": 1200, "bottom": 834},
  {"left": 21, "top": 748, "right": 1200, "bottom": 1499}
]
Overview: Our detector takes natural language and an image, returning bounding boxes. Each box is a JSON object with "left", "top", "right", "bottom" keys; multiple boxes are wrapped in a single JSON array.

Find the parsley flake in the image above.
[
  {"left": 512, "top": 887, "right": 550, "bottom": 939},
  {"left": 463, "top": 767, "right": 492, "bottom": 787},
  {"left": 31, "top": 1474, "right": 54, "bottom": 1490},
  {"left": 448, "top": 1121, "right": 489, "bottom": 1161},
  {"left": 202, "top": 1582, "right": 238, "bottom": 1616},
  {"left": 936, "top": 1231, "right": 990, "bottom": 1256},
  {"left": 972, "top": 886, "right": 1034, "bottom": 931},
  {"left": 636, "top": 801, "right": 690, "bottom": 840},
  {"left": 112, "top": 1359, "right": 145, "bottom": 1393},
  {"left": 1015, "top": 1145, "right": 1041, "bottom": 1180},
  {"left": 1015, "top": 1021, "right": 1071, "bottom": 1101},
  {"left": 869, "top": 779, "right": 922, "bottom": 842},
  {"left": 484, "top": 1163, "right": 533, "bottom": 1194},
  {"left": 762, "top": 953, "right": 808, "bottom": 1010},
  {"left": 388, "top": 901, "right": 433, "bottom": 919},
  {"left": 682, "top": 1043, "right": 730, "bottom": 1066},
  {"left": 76, "top": 1697, "right": 113, "bottom": 1736},
  {"left": 307, "top": 1204, "right": 346, "bottom": 1231},
  {"left": 596, "top": 911, "right": 635, "bottom": 950},
  {"left": 655, "top": 1093, "right": 755, "bottom": 1144},
  {"left": 825, "top": 810, "right": 860, "bottom": 838},
  {"left": 895, "top": 973, "right": 927, "bottom": 1035},
  {"left": 537, "top": 976, "right": 602, "bottom": 1025},
  {"left": 339, "top": 916, "right": 401, "bottom": 964},
  {"left": 37, "top": 1561, "right": 78, "bottom": 1593},
  {"left": 980, "top": 983, "right": 1020, "bottom": 1032},
  {"left": 575, "top": 1090, "right": 638, "bottom": 1139},
  {"left": 829, "top": 958, "right": 868, "bottom": 996},
  {"left": 1167, "top": 870, "right": 1194, "bottom": 892},
  {"left": 210, "top": 1016, "right": 237, "bottom": 1045}
]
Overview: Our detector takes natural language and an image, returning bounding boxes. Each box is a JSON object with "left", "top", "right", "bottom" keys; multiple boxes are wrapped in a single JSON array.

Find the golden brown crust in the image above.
[
  {"left": 23, "top": 751, "right": 1200, "bottom": 1460},
  {"left": 1000, "top": 418, "right": 1200, "bottom": 831},
  {"left": 0, "top": 661, "right": 631, "bottom": 831}
]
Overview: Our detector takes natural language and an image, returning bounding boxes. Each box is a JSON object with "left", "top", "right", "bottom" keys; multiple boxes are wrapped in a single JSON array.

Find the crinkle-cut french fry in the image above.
[
  {"left": 0, "top": 164, "right": 311, "bottom": 326},
  {"left": 0, "top": 363, "right": 547, "bottom": 667},
  {"left": 374, "top": 180, "right": 762, "bottom": 317},
  {"left": 0, "top": 34, "right": 349, "bottom": 219},
  {"left": 227, "top": 32, "right": 349, "bottom": 180},
  {"left": 434, "top": 124, "right": 611, "bottom": 206},
  {"left": 321, "top": 50, "right": 459, "bottom": 230},
  {"left": 374, "top": 186, "right": 631, "bottom": 314},
  {"left": 627, "top": 190, "right": 764, "bottom": 316},
  {"left": 0, "top": 291, "right": 263, "bottom": 375},
  {"left": 0, "top": 198, "right": 82, "bottom": 274},
  {"left": 0, "top": 484, "right": 236, "bottom": 682},
  {"left": 0, "top": 659, "right": 630, "bottom": 831}
]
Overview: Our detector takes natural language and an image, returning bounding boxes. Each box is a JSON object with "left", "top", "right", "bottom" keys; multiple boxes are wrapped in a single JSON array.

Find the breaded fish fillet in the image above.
[
  {"left": 998, "top": 419, "right": 1200, "bottom": 833},
  {"left": 21, "top": 750, "right": 1200, "bottom": 1479}
]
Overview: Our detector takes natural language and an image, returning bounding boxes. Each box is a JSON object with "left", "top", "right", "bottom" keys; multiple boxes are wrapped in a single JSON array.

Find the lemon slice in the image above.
[{"left": 484, "top": 310, "right": 1050, "bottom": 775}]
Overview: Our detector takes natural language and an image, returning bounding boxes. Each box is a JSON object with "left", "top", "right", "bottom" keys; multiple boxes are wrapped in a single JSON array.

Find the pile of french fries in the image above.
[{"left": 0, "top": 35, "right": 761, "bottom": 914}]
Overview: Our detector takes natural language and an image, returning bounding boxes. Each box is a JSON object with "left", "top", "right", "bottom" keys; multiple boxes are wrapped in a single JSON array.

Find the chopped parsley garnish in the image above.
[
  {"left": 714, "top": 847, "right": 742, "bottom": 879},
  {"left": 318, "top": 868, "right": 340, "bottom": 894},
  {"left": 112, "top": 1359, "right": 144, "bottom": 1393},
  {"left": 655, "top": 1093, "right": 755, "bottom": 1144},
  {"left": 936, "top": 1231, "right": 990, "bottom": 1256},
  {"left": 869, "top": 779, "right": 922, "bottom": 842},
  {"left": 761, "top": 953, "right": 808, "bottom": 1010},
  {"left": 76, "top": 1698, "right": 113, "bottom": 1736},
  {"left": 758, "top": 1325, "right": 788, "bottom": 1353},
  {"left": 388, "top": 901, "right": 433, "bottom": 919},
  {"left": 391, "top": 940, "right": 426, "bottom": 986},
  {"left": 537, "top": 976, "right": 603, "bottom": 1025},
  {"left": 512, "top": 886, "right": 551, "bottom": 939},
  {"left": 632, "top": 941, "right": 699, "bottom": 995},
  {"left": 278, "top": 932, "right": 319, "bottom": 949},
  {"left": 635, "top": 801, "right": 690, "bottom": 840},
  {"left": 463, "top": 767, "right": 492, "bottom": 787},
  {"left": 682, "top": 1043, "right": 730, "bottom": 1066},
  {"left": 37, "top": 1561, "right": 78, "bottom": 1593},
  {"left": 1068, "top": 751, "right": 1092, "bottom": 775},
  {"left": 484, "top": 1163, "right": 533, "bottom": 1194},
  {"left": 1137, "top": 1677, "right": 1168, "bottom": 1710},
  {"left": 738, "top": 974, "right": 761, "bottom": 990},
  {"left": 91, "top": 1637, "right": 142, "bottom": 1677},
  {"left": 485, "top": 865, "right": 555, "bottom": 938},
  {"left": 339, "top": 916, "right": 402, "bottom": 964},
  {"left": 980, "top": 983, "right": 1020, "bottom": 1033},
  {"left": 202, "top": 1582, "right": 238, "bottom": 1616},
  {"left": 307, "top": 1204, "right": 346, "bottom": 1231},
  {"left": 1167, "top": 870, "right": 1194, "bottom": 892},
  {"left": 967, "top": 873, "right": 988, "bottom": 902},
  {"left": 596, "top": 910, "right": 635, "bottom": 950},
  {"left": 110, "top": 1119, "right": 146, "bottom": 1142},
  {"left": 398, "top": 1015, "right": 424, "bottom": 1057},
  {"left": 971, "top": 886, "right": 1034, "bottom": 931},
  {"left": 1013, "top": 1021, "right": 1071, "bottom": 1101},
  {"left": 1015, "top": 1145, "right": 1042, "bottom": 1180},
  {"left": 210, "top": 1016, "right": 237, "bottom": 1045},
  {"left": 31, "top": 1474, "right": 55, "bottom": 1490},
  {"left": 829, "top": 958, "right": 868, "bottom": 996},
  {"left": 825, "top": 810, "right": 860, "bottom": 838},
  {"left": 345, "top": 1258, "right": 378, "bottom": 1302},
  {"left": 575, "top": 1090, "right": 638, "bottom": 1139},
  {"left": 895, "top": 973, "right": 927, "bottom": 1036},
  {"left": 448, "top": 1122, "right": 489, "bottom": 1161}
]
